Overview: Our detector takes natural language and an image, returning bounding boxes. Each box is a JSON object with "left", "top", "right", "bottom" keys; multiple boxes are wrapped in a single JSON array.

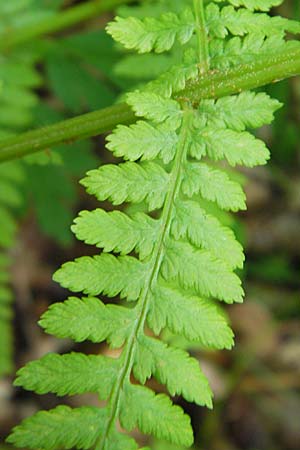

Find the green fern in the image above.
[
  {"left": 0, "top": 0, "right": 45, "bottom": 375},
  {"left": 0, "top": 0, "right": 57, "bottom": 375},
  {"left": 0, "top": 161, "right": 23, "bottom": 375},
  {"left": 8, "top": 0, "right": 298, "bottom": 449}
]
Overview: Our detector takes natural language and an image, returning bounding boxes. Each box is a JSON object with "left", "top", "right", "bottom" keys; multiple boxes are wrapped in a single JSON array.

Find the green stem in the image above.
[
  {"left": 193, "top": 0, "right": 210, "bottom": 72},
  {"left": 178, "top": 47, "right": 300, "bottom": 106},
  {"left": 0, "top": 0, "right": 134, "bottom": 52},
  {"left": 0, "top": 104, "right": 136, "bottom": 163},
  {"left": 94, "top": 109, "right": 193, "bottom": 450},
  {"left": 1, "top": 47, "right": 300, "bottom": 163}
]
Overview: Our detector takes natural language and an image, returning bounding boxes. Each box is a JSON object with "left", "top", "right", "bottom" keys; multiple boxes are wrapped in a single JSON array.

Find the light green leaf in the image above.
[
  {"left": 198, "top": 92, "right": 282, "bottom": 131},
  {"left": 134, "top": 335, "right": 213, "bottom": 407},
  {"left": 53, "top": 254, "right": 147, "bottom": 300},
  {"left": 120, "top": 384, "right": 193, "bottom": 447},
  {"left": 73, "top": 209, "right": 159, "bottom": 260},
  {"left": 39, "top": 297, "right": 133, "bottom": 347},
  {"left": 182, "top": 162, "right": 246, "bottom": 211},
  {"left": 210, "top": 34, "right": 300, "bottom": 69},
  {"left": 190, "top": 127, "right": 270, "bottom": 167},
  {"left": 213, "top": 0, "right": 283, "bottom": 11},
  {"left": 106, "top": 9, "right": 195, "bottom": 53},
  {"left": 162, "top": 240, "right": 244, "bottom": 303},
  {"left": 7, "top": 406, "right": 105, "bottom": 450},
  {"left": 81, "top": 162, "right": 170, "bottom": 211},
  {"left": 106, "top": 430, "right": 138, "bottom": 450},
  {"left": 14, "top": 353, "right": 119, "bottom": 399},
  {"left": 106, "top": 121, "right": 178, "bottom": 163},
  {"left": 172, "top": 200, "right": 244, "bottom": 269},
  {"left": 148, "top": 286, "right": 234, "bottom": 349},
  {"left": 147, "top": 60, "right": 199, "bottom": 97},
  {"left": 127, "top": 92, "right": 182, "bottom": 128},
  {"left": 207, "top": 4, "right": 300, "bottom": 38}
]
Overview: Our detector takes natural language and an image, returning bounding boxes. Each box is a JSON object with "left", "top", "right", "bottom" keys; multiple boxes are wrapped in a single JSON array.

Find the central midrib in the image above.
[{"left": 94, "top": 110, "right": 193, "bottom": 450}]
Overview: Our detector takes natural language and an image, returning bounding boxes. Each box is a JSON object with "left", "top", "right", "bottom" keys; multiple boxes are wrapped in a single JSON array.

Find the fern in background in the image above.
[
  {"left": 0, "top": 0, "right": 100, "bottom": 374},
  {"left": 0, "top": 162, "right": 23, "bottom": 376},
  {"left": 0, "top": 0, "right": 46, "bottom": 376},
  {"left": 7, "top": 0, "right": 300, "bottom": 449},
  {"left": 0, "top": 0, "right": 110, "bottom": 247}
]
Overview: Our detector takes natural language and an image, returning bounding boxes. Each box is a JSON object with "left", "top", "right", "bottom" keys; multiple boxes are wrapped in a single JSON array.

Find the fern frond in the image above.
[
  {"left": 9, "top": 0, "right": 293, "bottom": 448},
  {"left": 106, "top": 9, "right": 195, "bottom": 54}
]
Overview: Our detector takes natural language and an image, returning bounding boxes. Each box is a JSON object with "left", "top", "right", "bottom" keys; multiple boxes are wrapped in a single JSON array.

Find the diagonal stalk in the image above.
[
  {"left": 94, "top": 110, "right": 193, "bottom": 450},
  {"left": 1, "top": 47, "right": 300, "bottom": 164},
  {"left": 0, "top": 104, "right": 136, "bottom": 164}
]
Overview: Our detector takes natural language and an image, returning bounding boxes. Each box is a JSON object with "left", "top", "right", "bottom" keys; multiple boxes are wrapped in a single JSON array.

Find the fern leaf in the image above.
[
  {"left": 7, "top": 406, "right": 105, "bottom": 450},
  {"left": 148, "top": 286, "right": 234, "bottom": 348},
  {"left": 106, "top": 121, "right": 178, "bottom": 163},
  {"left": 120, "top": 384, "right": 193, "bottom": 447},
  {"left": 14, "top": 353, "right": 119, "bottom": 398},
  {"left": 148, "top": 60, "right": 199, "bottom": 97},
  {"left": 39, "top": 296, "right": 133, "bottom": 346},
  {"left": 104, "top": 430, "right": 139, "bottom": 450},
  {"left": 127, "top": 91, "right": 182, "bottom": 127},
  {"left": 198, "top": 92, "right": 282, "bottom": 131},
  {"left": 172, "top": 200, "right": 244, "bottom": 269},
  {"left": 213, "top": 0, "right": 283, "bottom": 12},
  {"left": 106, "top": 9, "right": 195, "bottom": 53},
  {"left": 162, "top": 240, "right": 244, "bottom": 303},
  {"left": 134, "top": 335, "right": 213, "bottom": 407},
  {"left": 182, "top": 162, "right": 246, "bottom": 211},
  {"left": 210, "top": 33, "right": 300, "bottom": 69},
  {"left": 54, "top": 254, "right": 146, "bottom": 300},
  {"left": 207, "top": 4, "right": 300, "bottom": 38},
  {"left": 82, "top": 162, "right": 169, "bottom": 210},
  {"left": 190, "top": 127, "right": 270, "bottom": 166},
  {"left": 73, "top": 209, "right": 158, "bottom": 259}
]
